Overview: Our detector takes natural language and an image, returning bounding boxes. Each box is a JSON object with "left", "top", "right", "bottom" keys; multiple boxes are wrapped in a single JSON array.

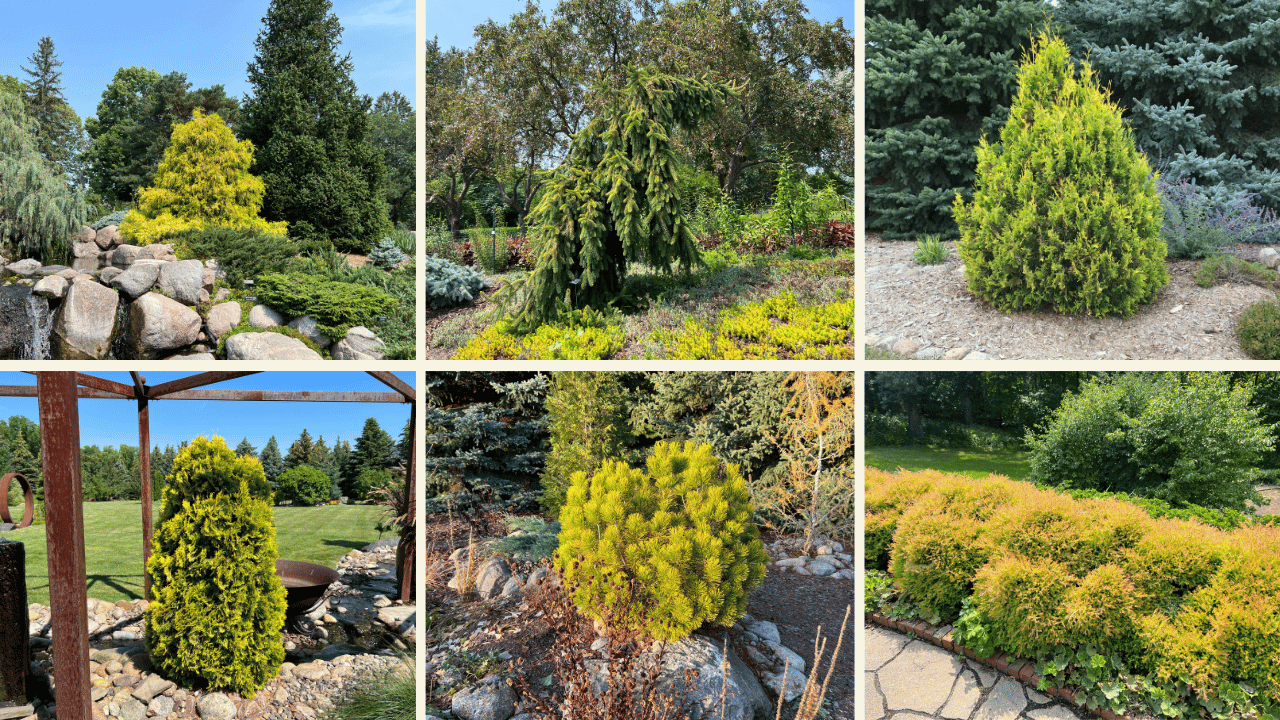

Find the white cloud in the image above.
[{"left": 339, "top": 0, "right": 414, "bottom": 28}]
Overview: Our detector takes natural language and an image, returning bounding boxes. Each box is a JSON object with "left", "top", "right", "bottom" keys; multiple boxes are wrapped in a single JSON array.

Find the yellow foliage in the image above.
[
  {"left": 119, "top": 109, "right": 287, "bottom": 245},
  {"left": 647, "top": 291, "right": 854, "bottom": 359}
]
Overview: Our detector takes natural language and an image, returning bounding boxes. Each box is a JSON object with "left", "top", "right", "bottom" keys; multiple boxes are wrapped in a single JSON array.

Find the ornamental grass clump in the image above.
[
  {"left": 144, "top": 436, "right": 286, "bottom": 696},
  {"left": 554, "top": 441, "right": 768, "bottom": 641},
  {"left": 954, "top": 32, "right": 1168, "bottom": 317}
]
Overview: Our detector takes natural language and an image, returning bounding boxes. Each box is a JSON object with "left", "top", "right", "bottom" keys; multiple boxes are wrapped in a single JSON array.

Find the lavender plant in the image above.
[{"left": 1158, "top": 174, "right": 1280, "bottom": 258}]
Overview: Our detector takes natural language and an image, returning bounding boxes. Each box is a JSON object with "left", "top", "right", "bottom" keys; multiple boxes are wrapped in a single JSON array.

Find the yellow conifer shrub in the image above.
[{"left": 120, "top": 110, "right": 287, "bottom": 245}]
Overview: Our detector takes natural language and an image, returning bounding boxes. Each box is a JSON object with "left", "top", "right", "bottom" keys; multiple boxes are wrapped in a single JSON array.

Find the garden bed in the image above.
[
  {"left": 415, "top": 512, "right": 854, "bottom": 720},
  {"left": 866, "top": 234, "right": 1276, "bottom": 360}
]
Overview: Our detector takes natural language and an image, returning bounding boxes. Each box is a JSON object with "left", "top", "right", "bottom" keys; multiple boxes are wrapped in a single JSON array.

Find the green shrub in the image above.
[
  {"left": 1238, "top": 299, "right": 1280, "bottom": 360},
  {"left": 1120, "top": 518, "right": 1234, "bottom": 614},
  {"left": 913, "top": 234, "right": 949, "bottom": 264},
  {"left": 953, "top": 32, "right": 1168, "bottom": 317},
  {"left": 353, "top": 468, "right": 393, "bottom": 503},
  {"left": 92, "top": 209, "right": 129, "bottom": 230},
  {"left": 986, "top": 491, "right": 1151, "bottom": 578},
  {"left": 144, "top": 436, "right": 285, "bottom": 696},
  {"left": 276, "top": 465, "right": 330, "bottom": 506},
  {"left": 1195, "top": 254, "right": 1276, "bottom": 289},
  {"left": 865, "top": 468, "right": 942, "bottom": 570},
  {"left": 454, "top": 316, "right": 626, "bottom": 360},
  {"left": 254, "top": 272, "right": 397, "bottom": 340},
  {"left": 974, "top": 555, "right": 1073, "bottom": 657},
  {"left": 554, "top": 441, "right": 768, "bottom": 641},
  {"left": 889, "top": 476, "right": 1018, "bottom": 622},
  {"left": 486, "top": 515, "right": 561, "bottom": 561},
  {"left": 1027, "top": 372, "right": 1273, "bottom": 511},
  {"left": 424, "top": 254, "right": 490, "bottom": 308},
  {"left": 368, "top": 237, "right": 407, "bottom": 270},
  {"left": 170, "top": 225, "right": 299, "bottom": 288}
]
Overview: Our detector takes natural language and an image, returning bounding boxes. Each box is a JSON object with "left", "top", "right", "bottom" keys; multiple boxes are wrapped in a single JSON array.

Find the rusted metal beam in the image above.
[
  {"left": 37, "top": 373, "right": 91, "bottom": 720},
  {"left": 146, "top": 371, "right": 260, "bottom": 398},
  {"left": 399, "top": 401, "right": 416, "bottom": 602},
  {"left": 149, "top": 389, "right": 407, "bottom": 403},
  {"left": 134, "top": 372, "right": 153, "bottom": 601},
  {"left": 0, "top": 386, "right": 127, "bottom": 401},
  {"left": 366, "top": 372, "right": 415, "bottom": 402},
  {"left": 74, "top": 373, "right": 135, "bottom": 398}
]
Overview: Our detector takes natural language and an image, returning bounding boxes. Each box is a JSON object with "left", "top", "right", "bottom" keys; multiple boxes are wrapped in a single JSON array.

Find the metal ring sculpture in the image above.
[{"left": 0, "top": 472, "right": 34, "bottom": 528}]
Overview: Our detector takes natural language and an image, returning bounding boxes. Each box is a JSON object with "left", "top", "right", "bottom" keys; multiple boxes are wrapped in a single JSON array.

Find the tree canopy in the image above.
[
  {"left": 241, "top": 0, "right": 392, "bottom": 253},
  {"left": 0, "top": 92, "right": 84, "bottom": 260}
]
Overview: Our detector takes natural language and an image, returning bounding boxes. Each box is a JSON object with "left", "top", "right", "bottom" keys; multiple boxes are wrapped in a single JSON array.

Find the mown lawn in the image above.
[
  {"left": 865, "top": 446, "right": 1032, "bottom": 480},
  {"left": 8, "top": 501, "right": 387, "bottom": 606}
]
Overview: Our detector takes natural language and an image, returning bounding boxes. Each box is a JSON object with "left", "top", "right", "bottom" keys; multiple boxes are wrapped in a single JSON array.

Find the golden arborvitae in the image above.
[
  {"left": 120, "top": 109, "right": 287, "bottom": 244},
  {"left": 953, "top": 31, "right": 1167, "bottom": 317},
  {"left": 511, "top": 67, "right": 733, "bottom": 331},
  {"left": 555, "top": 441, "right": 767, "bottom": 641}
]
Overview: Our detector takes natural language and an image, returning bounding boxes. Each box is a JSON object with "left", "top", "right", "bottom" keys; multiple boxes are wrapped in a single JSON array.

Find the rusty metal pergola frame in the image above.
[{"left": 16, "top": 371, "right": 417, "bottom": 720}]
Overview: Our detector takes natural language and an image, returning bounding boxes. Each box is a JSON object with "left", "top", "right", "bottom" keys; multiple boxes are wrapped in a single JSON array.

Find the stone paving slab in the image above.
[{"left": 865, "top": 624, "right": 1092, "bottom": 720}]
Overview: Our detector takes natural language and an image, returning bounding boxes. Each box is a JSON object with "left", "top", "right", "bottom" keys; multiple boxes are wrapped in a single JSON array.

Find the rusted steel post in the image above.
[
  {"left": 399, "top": 402, "right": 416, "bottom": 602},
  {"left": 0, "top": 539, "right": 28, "bottom": 705},
  {"left": 36, "top": 372, "right": 91, "bottom": 720},
  {"left": 138, "top": 395, "right": 152, "bottom": 601}
]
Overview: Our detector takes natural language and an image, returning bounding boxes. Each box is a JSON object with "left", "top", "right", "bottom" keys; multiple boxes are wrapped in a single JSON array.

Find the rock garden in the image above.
[
  {"left": 416, "top": 371, "right": 854, "bottom": 720},
  {"left": 2, "top": 1, "right": 416, "bottom": 360}
]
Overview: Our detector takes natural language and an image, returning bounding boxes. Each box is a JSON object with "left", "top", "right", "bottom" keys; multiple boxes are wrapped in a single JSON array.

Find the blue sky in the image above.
[
  {"left": 425, "top": 0, "right": 853, "bottom": 52},
  {"left": 1, "top": 0, "right": 415, "bottom": 122},
  {"left": 0, "top": 372, "right": 415, "bottom": 452}
]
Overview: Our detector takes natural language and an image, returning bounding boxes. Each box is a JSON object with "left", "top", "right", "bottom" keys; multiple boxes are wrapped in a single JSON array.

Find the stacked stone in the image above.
[{"left": 764, "top": 537, "right": 855, "bottom": 580}]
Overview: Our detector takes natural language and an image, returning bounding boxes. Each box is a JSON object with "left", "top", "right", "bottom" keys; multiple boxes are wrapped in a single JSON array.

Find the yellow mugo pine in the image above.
[
  {"left": 554, "top": 441, "right": 768, "bottom": 641},
  {"left": 120, "top": 109, "right": 287, "bottom": 245},
  {"left": 953, "top": 31, "right": 1167, "bottom": 317}
]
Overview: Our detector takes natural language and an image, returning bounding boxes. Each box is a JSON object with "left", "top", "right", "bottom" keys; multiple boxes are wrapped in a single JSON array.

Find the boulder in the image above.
[
  {"left": 126, "top": 292, "right": 202, "bottom": 359},
  {"left": 213, "top": 287, "right": 231, "bottom": 302},
  {"left": 72, "top": 241, "right": 100, "bottom": 259},
  {"left": 5, "top": 259, "right": 40, "bottom": 276},
  {"left": 76, "top": 225, "right": 96, "bottom": 244},
  {"left": 224, "top": 332, "right": 323, "bottom": 361},
  {"left": 206, "top": 301, "right": 242, "bottom": 342},
  {"left": 98, "top": 267, "right": 123, "bottom": 284},
  {"left": 32, "top": 275, "right": 68, "bottom": 299},
  {"left": 137, "top": 243, "right": 176, "bottom": 262},
  {"left": 331, "top": 326, "right": 385, "bottom": 360},
  {"left": 653, "top": 637, "right": 769, "bottom": 720},
  {"left": 110, "top": 244, "right": 141, "bottom": 267},
  {"left": 94, "top": 224, "right": 121, "bottom": 251},
  {"left": 287, "top": 315, "right": 331, "bottom": 348},
  {"left": 165, "top": 352, "right": 216, "bottom": 361},
  {"left": 110, "top": 262, "right": 161, "bottom": 300},
  {"left": 202, "top": 267, "right": 216, "bottom": 291},
  {"left": 474, "top": 558, "right": 512, "bottom": 600},
  {"left": 51, "top": 277, "right": 120, "bottom": 360},
  {"left": 249, "top": 304, "right": 284, "bottom": 329},
  {"left": 195, "top": 693, "right": 236, "bottom": 720},
  {"left": 451, "top": 675, "right": 516, "bottom": 720},
  {"left": 158, "top": 259, "right": 204, "bottom": 305}
]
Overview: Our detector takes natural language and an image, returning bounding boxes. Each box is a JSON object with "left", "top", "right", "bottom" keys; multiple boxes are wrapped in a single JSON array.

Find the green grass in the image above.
[
  {"left": 328, "top": 653, "right": 415, "bottom": 720},
  {"left": 866, "top": 446, "right": 1033, "bottom": 480},
  {"left": 8, "top": 501, "right": 388, "bottom": 606}
]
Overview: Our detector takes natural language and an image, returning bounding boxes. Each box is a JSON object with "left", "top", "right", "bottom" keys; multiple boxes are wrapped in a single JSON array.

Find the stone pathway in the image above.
[{"left": 865, "top": 625, "right": 1087, "bottom": 720}]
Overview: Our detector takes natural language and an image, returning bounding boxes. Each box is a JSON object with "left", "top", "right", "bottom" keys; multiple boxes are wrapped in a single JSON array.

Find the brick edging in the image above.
[{"left": 865, "top": 610, "right": 1130, "bottom": 720}]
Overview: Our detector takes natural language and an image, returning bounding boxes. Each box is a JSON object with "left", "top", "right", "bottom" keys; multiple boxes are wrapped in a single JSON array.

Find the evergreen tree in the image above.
[
  {"left": 240, "top": 0, "right": 392, "bottom": 253},
  {"left": 285, "top": 430, "right": 314, "bottom": 469},
  {"left": 540, "top": 372, "right": 634, "bottom": 516},
  {"left": 509, "top": 68, "right": 731, "bottom": 330},
  {"left": 259, "top": 436, "right": 285, "bottom": 488},
  {"left": 9, "top": 428, "right": 40, "bottom": 499},
  {"left": 352, "top": 419, "right": 394, "bottom": 476},
  {"left": 20, "top": 36, "right": 83, "bottom": 173},
  {"left": 117, "top": 109, "right": 287, "bottom": 245},
  {"left": 84, "top": 68, "right": 240, "bottom": 204},
  {"left": 953, "top": 31, "right": 1168, "bottom": 317},
  {"left": 865, "top": 0, "right": 1051, "bottom": 239},
  {"left": 0, "top": 92, "right": 84, "bottom": 260},
  {"left": 235, "top": 437, "right": 257, "bottom": 458},
  {"left": 1059, "top": 0, "right": 1280, "bottom": 214},
  {"left": 368, "top": 91, "right": 415, "bottom": 229},
  {"left": 397, "top": 417, "right": 412, "bottom": 468}
]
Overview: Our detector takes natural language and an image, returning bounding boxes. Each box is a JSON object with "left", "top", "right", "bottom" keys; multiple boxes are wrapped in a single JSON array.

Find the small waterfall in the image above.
[
  {"left": 108, "top": 301, "right": 131, "bottom": 360},
  {"left": 22, "top": 293, "right": 52, "bottom": 360}
]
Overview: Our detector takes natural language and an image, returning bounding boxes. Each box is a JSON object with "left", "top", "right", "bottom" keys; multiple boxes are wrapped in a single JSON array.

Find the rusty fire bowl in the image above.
[{"left": 274, "top": 560, "right": 339, "bottom": 617}]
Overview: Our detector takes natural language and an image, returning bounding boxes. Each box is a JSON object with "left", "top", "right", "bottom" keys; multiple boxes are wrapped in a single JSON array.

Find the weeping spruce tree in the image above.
[
  {"left": 0, "top": 92, "right": 83, "bottom": 261},
  {"left": 511, "top": 67, "right": 732, "bottom": 332},
  {"left": 954, "top": 32, "right": 1168, "bottom": 317}
]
